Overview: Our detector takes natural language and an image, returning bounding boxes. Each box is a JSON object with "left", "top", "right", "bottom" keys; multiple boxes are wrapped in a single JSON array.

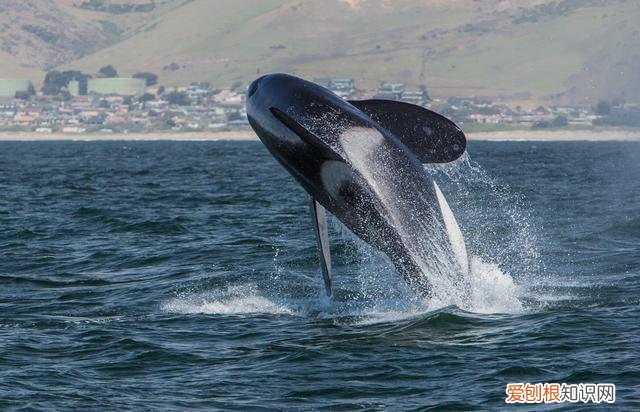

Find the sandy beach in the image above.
[
  {"left": 0, "top": 131, "right": 258, "bottom": 142},
  {"left": 467, "top": 129, "right": 640, "bottom": 141},
  {"left": 1, "top": 128, "right": 640, "bottom": 142}
]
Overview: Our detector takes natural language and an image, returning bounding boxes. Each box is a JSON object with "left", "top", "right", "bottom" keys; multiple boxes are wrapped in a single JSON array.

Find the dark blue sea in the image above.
[{"left": 1, "top": 140, "right": 638, "bottom": 410}]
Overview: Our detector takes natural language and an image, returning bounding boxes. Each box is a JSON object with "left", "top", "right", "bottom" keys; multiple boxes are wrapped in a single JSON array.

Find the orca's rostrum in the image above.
[{"left": 247, "top": 73, "right": 469, "bottom": 298}]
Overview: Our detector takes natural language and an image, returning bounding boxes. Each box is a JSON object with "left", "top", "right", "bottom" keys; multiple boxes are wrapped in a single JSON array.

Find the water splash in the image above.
[
  {"left": 176, "top": 151, "right": 538, "bottom": 321},
  {"left": 467, "top": 256, "right": 523, "bottom": 313},
  {"left": 427, "top": 153, "right": 542, "bottom": 279},
  {"left": 162, "top": 284, "right": 294, "bottom": 315},
  {"left": 324, "top": 151, "right": 536, "bottom": 315},
  {"left": 333, "top": 224, "right": 525, "bottom": 317}
]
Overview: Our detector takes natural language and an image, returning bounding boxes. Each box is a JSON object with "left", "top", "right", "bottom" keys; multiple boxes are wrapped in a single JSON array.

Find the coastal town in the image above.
[{"left": 1, "top": 69, "right": 638, "bottom": 136}]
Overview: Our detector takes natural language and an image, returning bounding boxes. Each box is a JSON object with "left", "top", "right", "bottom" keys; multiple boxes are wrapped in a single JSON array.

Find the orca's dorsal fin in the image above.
[
  {"left": 309, "top": 196, "right": 332, "bottom": 297},
  {"left": 348, "top": 99, "right": 466, "bottom": 163}
]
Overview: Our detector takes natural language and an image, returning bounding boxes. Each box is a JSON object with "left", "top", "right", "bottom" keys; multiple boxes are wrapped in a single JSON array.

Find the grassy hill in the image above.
[
  {"left": 1, "top": 0, "right": 639, "bottom": 104},
  {"left": 0, "top": 0, "right": 109, "bottom": 70}
]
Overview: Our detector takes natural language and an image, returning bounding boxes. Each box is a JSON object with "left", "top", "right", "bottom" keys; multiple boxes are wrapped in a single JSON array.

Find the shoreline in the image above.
[{"left": 1, "top": 129, "right": 640, "bottom": 142}]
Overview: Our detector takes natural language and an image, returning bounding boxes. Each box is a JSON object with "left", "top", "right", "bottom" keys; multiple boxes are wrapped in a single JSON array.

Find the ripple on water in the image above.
[{"left": 1, "top": 141, "right": 639, "bottom": 409}]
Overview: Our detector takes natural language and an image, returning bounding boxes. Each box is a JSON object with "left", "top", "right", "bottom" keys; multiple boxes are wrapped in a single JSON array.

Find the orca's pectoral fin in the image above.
[
  {"left": 309, "top": 196, "right": 332, "bottom": 297},
  {"left": 348, "top": 99, "right": 466, "bottom": 163}
]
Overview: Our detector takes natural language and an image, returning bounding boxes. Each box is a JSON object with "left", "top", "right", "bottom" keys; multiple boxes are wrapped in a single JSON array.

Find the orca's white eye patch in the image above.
[{"left": 339, "top": 127, "right": 385, "bottom": 160}]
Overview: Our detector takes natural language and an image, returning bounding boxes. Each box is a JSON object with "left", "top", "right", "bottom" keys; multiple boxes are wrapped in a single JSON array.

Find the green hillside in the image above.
[{"left": 1, "top": 0, "right": 639, "bottom": 104}]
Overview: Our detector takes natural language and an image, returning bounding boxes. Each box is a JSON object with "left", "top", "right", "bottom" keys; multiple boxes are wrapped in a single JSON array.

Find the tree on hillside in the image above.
[
  {"left": 58, "top": 90, "right": 73, "bottom": 102},
  {"left": 552, "top": 115, "right": 568, "bottom": 127},
  {"left": 164, "top": 91, "right": 190, "bottom": 106},
  {"left": 42, "top": 71, "right": 65, "bottom": 95},
  {"left": 98, "top": 65, "right": 119, "bottom": 78},
  {"left": 531, "top": 120, "right": 550, "bottom": 129},
  {"left": 163, "top": 62, "right": 180, "bottom": 71},
  {"left": 133, "top": 72, "right": 158, "bottom": 86},
  {"left": 140, "top": 93, "right": 155, "bottom": 102},
  {"left": 14, "top": 91, "right": 31, "bottom": 100},
  {"left": 419, "top": 84, "right": 431, "bottom": 101},
  {"left": 532, "top": 115, "right": 569, "bottom": 129},
  {"left": 16, "top": 83, "right": 36, "bottom": 100},
  {"left": 42, "top": 70, "right": 91, "bottom": 95},
  {"left": 593, "top": 106, "right": 640, "bottom": 127},
  {"left": 227, "top": 111, "right": 243, "bottom": 121},
  {"left": 595, "top": 100, "right": 611, "bottom": 116}
]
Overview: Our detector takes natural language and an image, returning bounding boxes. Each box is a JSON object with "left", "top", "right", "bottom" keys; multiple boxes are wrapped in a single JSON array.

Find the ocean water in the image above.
[{"left": 0, "top": 140, "right": 638, "bottom": 410}]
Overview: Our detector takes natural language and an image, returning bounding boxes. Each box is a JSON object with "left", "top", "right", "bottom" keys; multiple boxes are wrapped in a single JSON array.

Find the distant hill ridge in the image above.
[{"left": 0, "top": 0, "right": 638, "bottom": 104}]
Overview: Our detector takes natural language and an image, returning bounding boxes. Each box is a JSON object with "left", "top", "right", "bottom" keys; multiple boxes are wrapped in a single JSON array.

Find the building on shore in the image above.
[
  {"left": 313, "top": 78, "right": 331, "bottom": 88},
  {"left": 329, "top": 79, "right": 356, "bottom": 99},
  {"left": 87, "top": 78, "right": 146, "bottom": 96},
  {"left": 375, "top": 82, "right": 405, "bottom": 100},
  {"left": 401, "top": 90, "right": 429, "bottom": 106},
  {"left": 312, "top": 78, "right": 357, "bottom": 99},
  {"left": 0, "top": 79, "right": 33, "bottom": 97},
  {"left": 68, "top": 81, "right": 81, "bottom": 96}
]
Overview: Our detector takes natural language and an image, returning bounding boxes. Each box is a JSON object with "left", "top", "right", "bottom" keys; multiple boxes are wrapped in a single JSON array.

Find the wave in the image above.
[
  {"left": 162, "top": 153, "right": 549, "bottom": 323},
  {"left": 466, "top": 256, "right": 523, "bottom": 314},
  {"left": 162, "top": 252, "right": 524, "bottom": 326},
  {"left": 161, "top": 285, "right": 294, "bottom": 315}
]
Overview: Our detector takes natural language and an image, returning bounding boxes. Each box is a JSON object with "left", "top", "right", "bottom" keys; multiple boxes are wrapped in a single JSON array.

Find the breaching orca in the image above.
[{"left": 246, "top": 73, "right": 469, "bottom": 298}]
